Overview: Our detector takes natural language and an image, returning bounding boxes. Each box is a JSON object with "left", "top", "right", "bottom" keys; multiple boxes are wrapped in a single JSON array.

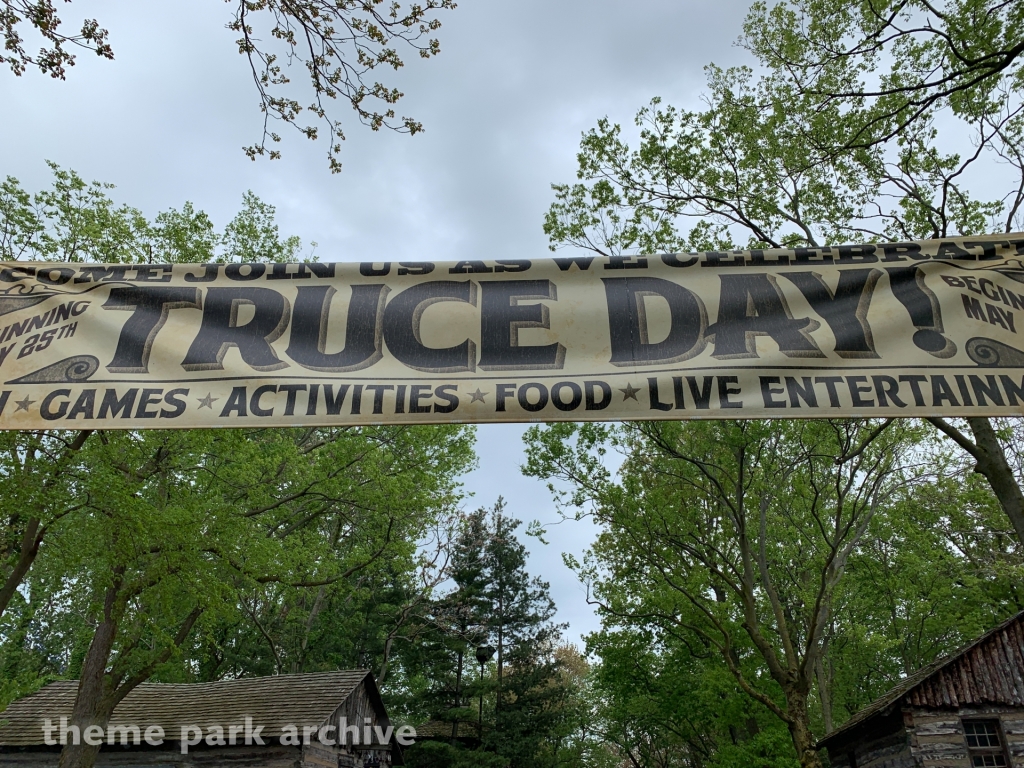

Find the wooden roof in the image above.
[
  {"left": 0, "top": 670, "right": 375, "bottom": 747},
  {"left": 412, "top": 719, "right": 482, "bottom": 743},
  {"left": 819, "top": 610, "right": 1024, "bottom": 750}
]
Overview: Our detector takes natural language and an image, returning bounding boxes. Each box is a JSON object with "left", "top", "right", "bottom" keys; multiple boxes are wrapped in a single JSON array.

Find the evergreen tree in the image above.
[
  {"left": 438, "top": 507, "right": 492, "bottom": 742},
  {"left": 405, "top": 500, "right": 567, "bottom": 768},
  {"left": 404, "top": 507, "right": 498, "bottom": 768},
  {"left": 484, "top": 500, "right": 563, "bottom": 767}
]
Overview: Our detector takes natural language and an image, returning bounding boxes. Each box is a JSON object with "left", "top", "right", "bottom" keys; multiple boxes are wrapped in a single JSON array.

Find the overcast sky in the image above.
[{"left": 0, "top": 0, "right": 754, "bottom": 645}]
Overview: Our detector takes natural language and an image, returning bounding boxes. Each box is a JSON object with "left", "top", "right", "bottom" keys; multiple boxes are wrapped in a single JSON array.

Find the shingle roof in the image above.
[
  {"left": 413, "top": 719, "right": 482, "bottom": 741},
  {"left": 819, "top": 610, "right": 1024, "bottom": 750},
  {"left": 0, "top": 670, "right": 372, "bottom": 747}
]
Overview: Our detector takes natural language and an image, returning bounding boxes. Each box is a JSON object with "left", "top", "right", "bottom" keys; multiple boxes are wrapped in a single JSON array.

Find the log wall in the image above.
[
  {"left": 906, "top": 706, "right": 1024, "bottom": 767},
  {"left": 825, "top": 729, "right": 915, "bottom": 768},
  {"left": 1002, "top": 709, "right": 1024, "bottom": 766},
  {"left": 825, "top": 706, "right": 1024, "bottom": 768},
  {"left": 0, "top": 744, "right": 304, "bottom": 767},
  {"left": 0, "top": 742, "right": 375, "bottom": 768},
  {"left": 905, "top": 708, "right": 967, "bottom": 766}
]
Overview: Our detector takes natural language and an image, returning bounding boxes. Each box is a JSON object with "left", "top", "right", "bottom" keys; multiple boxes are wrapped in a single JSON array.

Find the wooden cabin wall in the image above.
[
  {"left": 905, "top": 708, "right": 969, "bottom": 765},
  {"left": 906, "top": 706, "right": 1024, "bottom": 767},
  {"left": 825, "top": 730, "right": 914, "bottom": 768},
  {"left": 302, "top": 739, "right": 346, "bottom": 768},
  {"left": 1003, "top": 709, "right": 1024, "bottom": 767},
  {"left": 314, "top": 680, "right": 389, "bottom": 767},
  {"left": 0, "top": 742, "right": 372, "bottom": 768},
  {"left": 334, "top": 682, "right": 380, "bottom": 733},
  {"left": 0, "top": 744, "right": 305, "bottom": 767},
  {"left": 0, "top": 741, "right": 376, "bottom": 768}
]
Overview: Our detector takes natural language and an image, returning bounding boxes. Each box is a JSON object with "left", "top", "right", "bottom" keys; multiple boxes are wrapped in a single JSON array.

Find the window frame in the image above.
[{"left": 961, "top": 717, "right": 1012, "bottom": 767}]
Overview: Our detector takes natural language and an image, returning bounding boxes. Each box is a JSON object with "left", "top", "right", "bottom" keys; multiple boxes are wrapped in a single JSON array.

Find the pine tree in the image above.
[
  {"left": 405, "top": 500, "right": 567, "bottom": 768},
  {"left": 442, "top": 507, "right": 492, "bottom": 742},
  {"left": 483, "top": 500, "right": 564, "bottom": 768}
]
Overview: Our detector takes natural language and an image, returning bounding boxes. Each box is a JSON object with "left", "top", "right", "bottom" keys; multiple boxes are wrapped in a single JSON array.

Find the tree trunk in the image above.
[
  {"left": 496, "top": 597, "right": 503, "bottom": 728},
  {"left": 378, "top": 634, "right": 394, "bottom": 684},
  {"left": 57, "top": 573, "right": 200, "bottom": 768},
  {"left": 297, "top": 584, "right": 328, "bottom": 672},
  {"left": 451, "top": 647, "right": 463, "bottom": 744},
  {"left": 58, "top": 577, "right": 122, "bottom": 768},
  {"left": 0, "top": 430, "right": 92, "bottom": 619},
  {"left": 967, "top": 417, "right": 1024, "bottom": 546},
  {"left": 814, "top": 643, "right": 834, "bottom": 734},
  {"left": 785, "top": 690, "right": 823, "bottom": 768},
  {"left": 495, "top": 512, "right": 504, "bottom": 730},
  {"left": 0, "top": 517, "right": 42, "bottom": 619}
]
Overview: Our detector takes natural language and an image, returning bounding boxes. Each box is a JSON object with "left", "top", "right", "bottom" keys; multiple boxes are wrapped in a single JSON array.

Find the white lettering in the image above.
[
  {"left": 107, "top": 724, "right": 140, "bottom": 745},
  {"left": 245, "top": 716, "right": 265, "bottom": 745},
  {"left": 318, "top": 723, "right": 336, "bottom": 746},
  {"left": 180, "top": 725, "right": 202, "bottom": 754},
  {"left": 339, "top": 717, "right": 360, "bottom": 745},
  {"left": 59, "top": 717, "right": 80, "bottom": 745}
]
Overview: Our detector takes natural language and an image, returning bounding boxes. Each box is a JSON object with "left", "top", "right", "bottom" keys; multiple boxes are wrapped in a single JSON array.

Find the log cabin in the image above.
[
  {"left": 0, "top": 670, "right": 404, "bottom": 767},
  {"left": 819, "top": 610, "right": 1024, "bottom": 767}
]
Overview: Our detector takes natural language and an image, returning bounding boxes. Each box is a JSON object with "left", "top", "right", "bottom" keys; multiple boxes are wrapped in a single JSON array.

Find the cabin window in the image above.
[{"left": 963, "top": 719, "right": 1009, "bottom": 767}]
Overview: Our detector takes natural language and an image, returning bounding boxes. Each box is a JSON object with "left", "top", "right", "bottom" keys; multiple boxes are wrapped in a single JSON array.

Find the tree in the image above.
[
  {"left": 483, "top": 502, "right": 564, "bottom": 768},
  {"left": 822, "top": 451, "right": 1024, "bottom": 731},
  {"left": 0, "top": 430, "right": 90, "bottom": 621},
  {"left": 538, "top": 645, "right": 618, "bottom": 768},
  {"left": 788, "top": 3, "right": 1024, "bottom": 548},
  {"left": 739, "top": 0, "right": 1024, "bottom": 559},
  {"left": 1, "top": 164, "right": 219, "bottom": 623},
  {"left": 542, "top": 33, "right": 1024, "bottom": 753},
  {"left": 525, "top": 419, "right": 921, "bottom": 768},
  {"left": 439, "top": 507, "right": 492, "bottom": 742},
  {"left": 581, "top": 624, "right": 791, "bottom": 768},
  {"left": 10, "top": 418, "right": 471, "bottom": 768},
  {"left": 0, "top": 1, "right": 111, "bottom": 77},
  {"left": 543, "top": 18, "right": 1024, "bottom": 550},
  {"left": 0, "top": 0, "right": 456, "bottom": 172},
  {"left": 403, "top": 500, "right": 567, "bottom": 768},
  {"left": 742, "top": 0, "right": 1024, "bottom": 151},
  {"left": 181, "top": 424, "right": 473, "bottom": 683},
  {"left": 0, "top": 166, "right": 477, "bottom": 768},
  {"left": 0, "top": 164, "right": 299, "bottom": 622},
  {"left": 50, "top": 430, "right": 233, "bottom": 768},
  {"left": 525, "top": 419, "right": 1024, "bottom": 766}
]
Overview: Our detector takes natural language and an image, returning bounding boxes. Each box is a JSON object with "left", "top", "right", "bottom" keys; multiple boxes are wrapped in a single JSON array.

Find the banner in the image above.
[{"left": 2, "top": 235, "right": 1024, "bottom": 429}]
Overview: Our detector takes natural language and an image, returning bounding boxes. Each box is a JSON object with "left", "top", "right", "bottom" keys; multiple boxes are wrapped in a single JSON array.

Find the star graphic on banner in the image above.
[
  {"left": 619, "top": 383, "right": 640, "bottom": 402},
  {"left": 197, "top": 393, "right": 219, "bottom": 410},
  {"left": 14, "top": 395, "right": 35, "bottom": 413},
  {"left": 467, "top": 388, "right": 488, "bottom": 404}
]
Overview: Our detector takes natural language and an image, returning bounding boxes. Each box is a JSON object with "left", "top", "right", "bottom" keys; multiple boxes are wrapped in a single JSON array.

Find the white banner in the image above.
[{"left": 2, "top": 235, "right": 1024, "bottom": 428}]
